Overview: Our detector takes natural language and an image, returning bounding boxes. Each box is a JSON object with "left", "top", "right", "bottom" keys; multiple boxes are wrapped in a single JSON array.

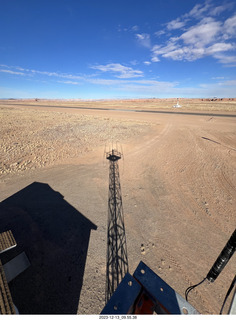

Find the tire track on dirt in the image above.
[
  {"left": 196, "top": 132, "right": 235, "bottom": 234},
  {"left": 152, "top": 235, "right": 209, "bottom": 313},
  {"left": 220, "top": 168, "right": 236, "bottom": 192},
  {"left": 127, "top": 122, "right": 173, "bottom": 159}
]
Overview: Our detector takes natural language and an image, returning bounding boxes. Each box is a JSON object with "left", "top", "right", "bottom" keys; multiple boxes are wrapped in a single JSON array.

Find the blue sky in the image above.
[{"left": 0, "top": 0, "right": 236, "bottom": 99}]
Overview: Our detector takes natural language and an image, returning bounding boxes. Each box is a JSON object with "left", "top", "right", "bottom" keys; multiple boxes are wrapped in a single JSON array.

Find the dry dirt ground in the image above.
[{"left": 0, "top": 99, "right": 236, "bottom": 315}]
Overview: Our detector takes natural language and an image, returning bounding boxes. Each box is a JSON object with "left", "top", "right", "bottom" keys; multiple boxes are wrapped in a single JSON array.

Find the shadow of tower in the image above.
[{"left": 105, "top": 149, "right": 129, "bottom": 303}]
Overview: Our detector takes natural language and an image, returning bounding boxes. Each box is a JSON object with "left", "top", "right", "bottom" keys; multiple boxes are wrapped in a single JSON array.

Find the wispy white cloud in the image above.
[
  {"left": 212, "top": 76, "right": 225, "bottom": 79},
  {"left": 88, "top": 78, "right": 127, "bottom": 86},
  {"left": 187, "top": 1, "right": 211, "bottom": 19},
  {"left": 151, "top": 56, "right": 160, "bottom": 62},
  {"left": 180, "top": 18, "right": 221, "bottom": 46},
  {"left": 0, "top": 69, "right": 25, "bottom": 75},
  {"left": 154, "top": 30, "right": 166, "bottom": 37},
  {"left": 117, "top": 24, "right": 139, "bottom": 33},
  {"left": 130, "top": 60, "right": 139, "bottom": 66},
  {"left": 166, "top": 18, "right": 186, "bottom": 30},
  {"left": 57, "top": 80, "right": 80, "bottom": 85},
  {"left": 119, "top": 83, "right": 176, "bottom": 95},
  {"left": 30, "top": 69, "right": 84, "bottom": 80},
  {"left": 211, "top": 3, "right": 234, "bottom": 16},
  {"left": 196, "top": 78, "right": 236, "bottom": 97},
  {"left": 131, "top": 25, "right": 139, "bottom": 32},
  {"left": 207, "top": 42, "right": 235, "bottom": 54},
  {"left": 0, "top": 65, "right": 86, "bottom": 80},
  {"left": 1, "top": 63, "right": 144, "bottom": 82},
  {"left": 135, "top": 33, "right": 151, "bottom": 48},
  {"left": 150, "top": 1, "right": 236, "bottom": 65},
  {"left": 90, "top": 63, "right": 143, "bottom": 78},
  {"left": 218, "top": 79, "right": 236, "bottom": 86},
  {"left": 212, "top": 53, "right": 236, "bottom": 66},
  {"left": 224, "top": 14, "right": 236, "bottom": 38},
  {"left": 152, "top": 40, "right": 179, "bottom": 59}
]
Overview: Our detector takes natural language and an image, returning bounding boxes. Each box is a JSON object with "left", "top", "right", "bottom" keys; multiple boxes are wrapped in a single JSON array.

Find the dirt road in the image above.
[{"left": 0, "top": 101, "right": 235, "bottom": 314}]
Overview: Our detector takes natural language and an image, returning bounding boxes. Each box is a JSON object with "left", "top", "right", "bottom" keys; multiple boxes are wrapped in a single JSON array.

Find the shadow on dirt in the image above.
[
  {"left": 106, "top": 150, "right": 129, "bottom": 303},
  {"left": 0, "top": 182, "right": 97, "bottom": 314}
]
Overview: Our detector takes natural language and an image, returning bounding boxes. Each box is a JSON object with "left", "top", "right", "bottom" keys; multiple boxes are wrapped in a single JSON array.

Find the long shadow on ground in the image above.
[{"left": 0, "top": 182, "right": 97, "bottom": 314}]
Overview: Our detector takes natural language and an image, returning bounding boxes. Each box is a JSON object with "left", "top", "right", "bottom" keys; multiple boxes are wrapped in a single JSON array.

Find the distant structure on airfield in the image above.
[{"left": 173, "top": 98, "right": 182, "bottom": 108}]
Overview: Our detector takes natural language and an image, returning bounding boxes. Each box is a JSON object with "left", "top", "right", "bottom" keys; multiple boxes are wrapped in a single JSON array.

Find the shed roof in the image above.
[
  {"left": 0, "top": 259, "right": 15, "bottom": 314},
  {"left": 0, "top": 231, "right": 16, "bottom": 314},
  {"left": 0, "top": 230, "right": 17, "bottom": 254}
]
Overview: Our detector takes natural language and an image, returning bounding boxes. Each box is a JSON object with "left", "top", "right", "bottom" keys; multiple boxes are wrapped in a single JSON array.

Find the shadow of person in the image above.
[{"left": 0, "top": 182, "right": 97, "bottom": 314}]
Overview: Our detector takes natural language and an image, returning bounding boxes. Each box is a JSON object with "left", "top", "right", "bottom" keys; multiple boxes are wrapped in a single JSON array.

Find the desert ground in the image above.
[{"left": 0, "top": 98, "right": 235, "bottom": 314}]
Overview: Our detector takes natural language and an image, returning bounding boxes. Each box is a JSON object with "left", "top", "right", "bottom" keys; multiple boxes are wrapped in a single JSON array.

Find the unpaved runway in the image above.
[{"left": 0, "top": 101, "right": 235, "bottom": 314}]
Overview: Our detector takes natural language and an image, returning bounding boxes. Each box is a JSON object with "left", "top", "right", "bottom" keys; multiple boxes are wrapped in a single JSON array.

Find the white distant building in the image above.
[{"left": 173, "top": 98, "right": 181, "bottom": 108}]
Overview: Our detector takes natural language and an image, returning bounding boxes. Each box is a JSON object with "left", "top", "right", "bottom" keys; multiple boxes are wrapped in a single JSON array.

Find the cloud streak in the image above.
[
  {"left": 57, "top": 80, "right": 80, "bottom": 85},
  {"left": 0, "top": 64, "right": 85, "bottom": 80},
  {"left": 90, "top": 63, "right": 143, "bottom": 78},
  {"left": 0, "top": 69, "right": 25, "bottom": 75},
  {"left": 166, "top": 18, "right": 186, "bottom": 30},
  {"left": 135, "top": 33, "right": 151, "bottom": 48}
]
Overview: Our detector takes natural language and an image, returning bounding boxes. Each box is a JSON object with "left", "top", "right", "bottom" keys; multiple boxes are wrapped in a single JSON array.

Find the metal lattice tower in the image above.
[{"left": 105, "top": 149, "right": 129, "bottom": 303}]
